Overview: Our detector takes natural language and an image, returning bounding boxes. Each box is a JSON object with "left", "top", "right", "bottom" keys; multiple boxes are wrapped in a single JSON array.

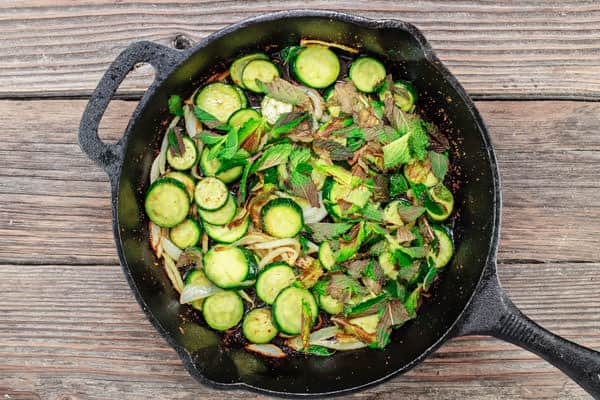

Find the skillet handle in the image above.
[
  {"left": 456, "top": 267, "right": 600, "bottom": 398},
  {"left": 78, "top": 41, "right": 185, "bottom": 183}
]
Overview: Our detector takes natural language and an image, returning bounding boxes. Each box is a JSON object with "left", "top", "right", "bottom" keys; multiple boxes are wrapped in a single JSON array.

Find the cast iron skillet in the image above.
[{"left": 78, "top": 10, "right": 600, "bottom": 398}]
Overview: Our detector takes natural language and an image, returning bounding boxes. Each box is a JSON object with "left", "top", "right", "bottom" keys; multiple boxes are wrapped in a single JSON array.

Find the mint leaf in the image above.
[
  {"left": 258, "top": 77, "right": 309, "bottom": 106},
  {"left": 389, "top": 174, "right": 408, "bottom": 197},
  {"left": 429, "top": 151, "right": 448, "bottom": 180},
  {"left": 408, "top": 121, "right": 429, "bottom": 161},
  {"left": 252, "top": 143, "right": 293, "bottom": 172},
  {"left": 307, "top": 345, "right": 335, "bottom": 356},
  {"left": 168, "top": 95, "right": 183, "bottom": 117},
  {"left": 271, "top": 112, "right": 309, "bottom": 137},
  {"left": 194, "top": 107, "right": 219, "bottom": 123},
  {"left": 306, "top": 222, "right": 353, "bottom": 242},
  {"left": 198, "top": 132, "right": 225, "bottom": 146}
]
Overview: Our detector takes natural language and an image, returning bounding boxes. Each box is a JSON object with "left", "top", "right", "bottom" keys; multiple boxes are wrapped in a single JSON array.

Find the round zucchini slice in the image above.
[
  {"left": 198, "top": 194, "right": 236, "bottom": 226},
  {"left": 166, "top": 136, "right": 198, "bottom": 171},
  {"left": 195, "top": 82, "right": 243, "bottom": 123},
  {"left": 203, "top": 214, "right": 250, "bottom": 244},
  {"left": 242, "top": 308, "right": 279, "bottom": 344},
  {"left": 427, "top": 184, "right": 455, "bottom": 221},
  {"left": 230, "top": 53, "right": 269, "bottom": 88},
  {"left": 202, "top": 290, "right": 244, "bottom": 331},
  {"left": 427, "top": 226, "right": 453, "bottom": 269},
  {"left": 204, "top": 245, "right": 257, "bottom": 289},
  {"left": 349, "top": 57, "right": 386, "bottom": 93},
  {"left": 194, "top": 177, "right": 229, "bottom": 211},
  {"left": 241, "top": 59, "right": 280, "bottom": 93},
  {"left": 199, "top": 147, "right": 244, "bottom": 183},
  {"left": 260, "top": 197, "right": 304, "bottom": 238},
  {"left": 272, "top": 286, "right": 318, "bottom": 335},
  {"left": 318, "top": 241, "right": 336, "bottom": 271},
  {"left": 404, "top": 159, "right": 439, "bottom": 188},
  {"left": 169, "top": 218, "right": 201, "bottom": 249},
  {"left": 255, "top": 262, "right": 296, "bottom": 305},
  {"left": 164, "top": 171, "right": 195, "bottom": 202},
  {"left": 234, "top": 86, "right": 248, "bottom": 108},
  {"left": 144, "top": 177, "right": 190, "bottom": 228},
  {"left": 318, "top": 293, "right": 343, "bottom": 315},
  {"left": 379, "top": 80, "right": 418, "bottom": 112},
  {"left": 383, "top": 200, "right": 405, "bottom": 226},
  {"left": 228, "top": 108, "right": 261, "bottom": 128},
  {"left": 292, "top": 46, "right": 340, "bottom": 89}
]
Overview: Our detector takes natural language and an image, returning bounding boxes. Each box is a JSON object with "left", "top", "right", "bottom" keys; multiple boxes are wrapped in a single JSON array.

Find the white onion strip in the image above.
[
  {"left": 180, "top": 282, "right": 221, "bottom": 304},
  {"left": 248, "top": 238, "right": 298, "bottom": 250},
  {"left": 245, "top": 344, "right": 286, "bottom": 358},
  {"left": 163, "top": 253, "right": 184, "bottom": 294},
  {"left": 258, "top": 247, "right": 297, "bottom": 268},
  {"left": 161, "top": 237, "right": 182, "bottom": 261},
  {"left": 159, "top": 116, "right": 180, "bottom": 175},
  {"left": 183, "top": 104, "right": 201, "bottom": 137}
]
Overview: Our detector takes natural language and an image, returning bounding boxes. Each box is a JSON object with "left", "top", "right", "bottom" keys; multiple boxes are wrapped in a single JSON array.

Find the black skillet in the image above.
[{"left": 78, "top": 10, "right": 600, "bottom": 398}]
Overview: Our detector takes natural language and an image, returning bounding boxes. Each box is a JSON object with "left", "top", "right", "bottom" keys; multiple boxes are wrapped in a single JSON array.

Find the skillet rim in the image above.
[{"left": 111, "top": 9, "right": 502, "bottom": 398}]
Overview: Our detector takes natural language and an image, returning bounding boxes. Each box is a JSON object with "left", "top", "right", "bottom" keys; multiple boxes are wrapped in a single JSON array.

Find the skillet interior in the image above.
[{"left": 114, "top": 13, "right": 499, "bottom": 395}]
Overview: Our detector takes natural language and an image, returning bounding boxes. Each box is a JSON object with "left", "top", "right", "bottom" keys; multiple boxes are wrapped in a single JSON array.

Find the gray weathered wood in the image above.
[
  {"left": 0, "top": 262, "right": 597, "bottom": 399},
  {"left": 0, "top": 1, "right": 600, "bottom": 98}
]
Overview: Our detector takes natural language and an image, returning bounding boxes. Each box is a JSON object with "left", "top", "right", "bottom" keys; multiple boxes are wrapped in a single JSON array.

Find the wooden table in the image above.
[{"left": 1, "top": 1, "right": 599, "bottom": 399}]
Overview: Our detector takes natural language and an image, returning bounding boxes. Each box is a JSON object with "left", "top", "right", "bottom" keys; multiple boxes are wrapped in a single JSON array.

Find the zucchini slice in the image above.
[
  {"left": 145, "top": 177, "right": 190, "bottom": 228},
  {"left": 292, "top": 46, "right": 340, "bottom": 89},
  {"left": 228, "top": 108, "right": 261, "bottom": 128},
  {"left": 323, "top": 86, "right": 341, "bottom": 117},
  {"left": 260, "top": 95, "right": 293, "bottom": 125},
  {"left": 272, "top": 286, "right": 318, "bottom": 335},
  {"left": 427, "top": 226, "right": 453, "bottom": 268},
  {"left": 199, "top": 147, "right": 244, "bottom": 183},
  {"left": 427, "top": 184, "right": 455, "bottom": 221},
  {"left": 166, "top": 136, "right": 198, "bottom": 171},
  {"left": 241, "top": 59, "right": 280, "bottom": 93},
  {"left": 230, "top": 53, "right": 269, "bottom": 88},
  {"left": 379, "top": 251, "right": 398, "bottom": 280},
  {"left": 204, "top": 214, "right": 250, "bottom": 244},
  {"left": 379, "top": 80, "right": 418, "bottom": 112},
  {"left": 195, "top": 82, "right": 243, "bottom": 123},
  {"left": 202, "top": 290, "right": 244, "bottom": 331},
  {"left": 318, "top": 293, "right": 343, "bottom": 315},
  {"left": 349, "top": 57, "right": 386, "bottom": 93},
  {"left": 242, "top": 308, "right": 279, "bottom": 344},
  {"left": 194, "top": 177, "right": 229, "bottom": 211},
  {"left": 164, "top": 171, "right": 195, "bottom": 202},
  {"left": 204, "top": 245, "right": 257, "bottom": 289},
  {"left": 169, "top": 218, "right": 201, "bottom": 249},
  {"left": 234, "top": 86, "right": 248, "bottom": 108},
  {"left": 184, "top": 269, "right": 212, "bottom": 311},
  {"left": 404, "top": 159, "right": 439, "bottom": 188},
  {"left": 255, "top": 262, "right": 296, "bottom": 305},
  {"left": 383, "top": 200, "right": 404, "bottom": 226},
  {"left": 318, "top": 241, "right": 336, "bottom": 271},
  {"left": 322, "top": 177, "right": 364, "bottom": 219},
  {"left": 198, "top": 194, "right": 236, "bottom": 226},
  {"left": 260, "top": 198, "right": 304, "bottom": 238}
]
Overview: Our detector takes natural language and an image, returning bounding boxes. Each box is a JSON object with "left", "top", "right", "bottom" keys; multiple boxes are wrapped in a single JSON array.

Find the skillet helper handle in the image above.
[
  {"left": 457, "top": 270, "right": 600, "bottom": 398},
  {"left": 78, "top": 41, "right": 184, "bottom": 183}
]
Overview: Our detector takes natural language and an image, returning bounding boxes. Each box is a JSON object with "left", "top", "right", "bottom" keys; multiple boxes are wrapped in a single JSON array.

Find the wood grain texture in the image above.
[
  {"left": 0, "top": 262, "right": 597, "bottom": 400},
  {"left": 1, "top": 0, "right": 600, "bottom": 99},
  {"left": 1, "top": 99, "right": 600, "bottom": 264}
]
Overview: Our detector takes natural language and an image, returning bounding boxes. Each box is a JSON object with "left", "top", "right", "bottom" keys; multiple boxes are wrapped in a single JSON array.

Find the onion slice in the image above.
[
  {"left": 163, "top": 254, "right": 184, "bottom": 294},
  {"left": 183, "top": 104, "right": 201, "bottom": 137},
  {"left": 161, "top": 237, "right": 183, "bottom": 261},
  {"left": 180, "top": 281, "right": 221, "bottom": 304},
  {"left": 245, "top": 344, "right": 286, "bottom": 358},
  {"left": 248, "top": 238, "right": 298, "bottom": 250}
]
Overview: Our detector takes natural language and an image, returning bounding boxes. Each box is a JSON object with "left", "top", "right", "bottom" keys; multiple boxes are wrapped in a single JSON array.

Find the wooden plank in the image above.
[
  {"left": 0, "top": 262, "right": 596, "bottom": 399},
  {"left": 1, "top": 99, "right": 600, "bottom": 264},
  {"left": 1, "top": 1, "right": 600, "bottom": 98}
]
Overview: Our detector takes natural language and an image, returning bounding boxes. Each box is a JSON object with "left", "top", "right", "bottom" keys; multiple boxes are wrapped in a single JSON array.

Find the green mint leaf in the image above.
[
  {"left": 389, "top": 174, "right": 408, "bottom": 197},
  {"left": 306, "top": 223, "right": 354, "bottom": 242},
  {"left": 313, "top": 139, "right": 354, "bottom": 160},
  {"left": 168, "top": 95, "right": 184, "bottom": 117},
  {"left": 198, "top": 132, "right": 225, "bottom": 146},
  {"left": 271, "top": 112, "right": 309, "bottom": 137},
  {"left": 193, "top": 107, "right": 219, "bottom": 123},
  {"left": 259, "top": 77, "right": 309, "bottom": 106},
  {"left": 307, "top": 345, "right": 335, "bottom": 356},
  {"left": 252, "top": 143, "right": 293, "bottom": 172}
]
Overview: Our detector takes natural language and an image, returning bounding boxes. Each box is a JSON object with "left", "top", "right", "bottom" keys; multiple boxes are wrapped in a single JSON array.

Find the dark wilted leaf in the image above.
[
  {"left": 326, "top": 273, "right": 367, "bottom": 302},
  {"left": 371, "top": 175, "right": 389, "bottom": 203},
  {"left": 300, "top": 299, "right": 312, "bottom": 352},
  {"left": 259, "top": 77, "right": 310, "bottom": 106},
  {"left": 417, "top": 216, "right": 435, "bottom": 244},
  {"left": 425, "top": 121, "right": 450, "bottom": 151},
  {"left": 376, "top": 299, "right": 411, "bottom": 348},
  {"left": 313, "top": 139, "right": 354, "bottom": 160},
  {"left": 307, "top": 222, "right": 354, "bottom": 242},
  {"left": 344, "top": 259, "right": 370, "bottom": 278},
  {"left": 271, "top": 112, "right": 310, "bottom": 137},
  {"left": 168, "top": 127, "right": 186, "bottom": 157},
  {"left": 397, "top": 261, "right": 420, "bottom": 283},
  {"left": 429, "top": 151, "right": 449, "bottom": 180},
  {"left": 396, "top": 202, "right": 426, "bottom": 223},
  {"left": 396, "top": 225, "right": 416, "bottom": 244},
  {"left": 176, "top": 247, "right": 204, "bottom": 269},
  {"left": 332, "top": 81, "right": 361, "bottom": 114},
  {"left": 291, "top": 178, "right": 320, "bottom": 208}
]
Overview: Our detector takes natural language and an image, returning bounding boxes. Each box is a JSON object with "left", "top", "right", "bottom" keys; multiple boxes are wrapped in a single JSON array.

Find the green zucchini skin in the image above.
[
  {"left": 230, "top": 53, "right": 269, "bottom": 88},
  {"left": 198, "top": 194, "right": 237, "bottom": 226},
  {"left": 145, "top": 177, "right": 190, "bottom": 228},
  {"left": 260, "top": 198, "right": 304, "bottom": 238},
  {"left": 241, "top": 59, "right": 280, "bottom": 93},
  {"left": 166, "top": 136, "right": 198, "bottom": 171},
  {"left": 255, "top": 262, "right": 296, "bottom": 305},
  {"left": 203, "top": 215, "right": 250, "bottom": 244},
  {"left": 271, "top": 286, "right": 318, "bottom": 335},
  {"left": 203, "top": 245, "right": 257, "bottom": 289},
  {"left": 202, "top": 291, "right": 244, "bottom": 331},
  {"left": 169, "top": 218, "right": 201, "bottom": 249},
  {"left": 194, "top": 177, "right": 229, "bottom": 211},
  {"left": 242, "top": 308, "right": 279, "bottom": 344},
  {"left": 427, "top": 226, "right": 454, "bottom": 268},
  {"left": 292, "top": 46, "right": 340, "bottom": 89},
  {"left": 349, "top": 57, "right": 387, "bottom": 93},
  {"left": 195, "top": 82, "right": 243, "bottom": 123}
]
